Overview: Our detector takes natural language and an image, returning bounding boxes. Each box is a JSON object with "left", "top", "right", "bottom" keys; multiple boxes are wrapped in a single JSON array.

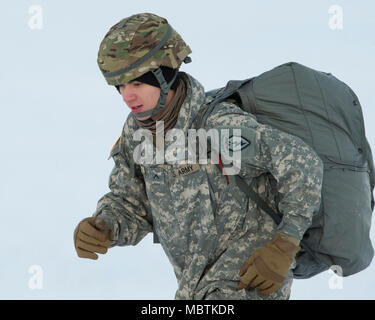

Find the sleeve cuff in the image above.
[
  {"left": 276, "top": 220, "right": 304, "bottom": 241},
  {"left": 92, "top": 212, "right": 118, "bottom": 247}
]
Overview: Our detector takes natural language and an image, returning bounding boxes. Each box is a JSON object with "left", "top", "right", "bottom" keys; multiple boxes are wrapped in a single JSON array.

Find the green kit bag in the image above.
[{"left": 198, "top": 62, "right": 374, "bottom": 279}]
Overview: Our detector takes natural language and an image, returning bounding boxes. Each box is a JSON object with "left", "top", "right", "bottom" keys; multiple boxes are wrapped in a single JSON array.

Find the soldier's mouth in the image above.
[{"left": 131, "top": 105, "right": 143, "bottom": 113}]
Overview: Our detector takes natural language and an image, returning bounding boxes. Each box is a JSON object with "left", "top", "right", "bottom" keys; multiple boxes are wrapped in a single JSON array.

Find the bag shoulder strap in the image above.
[
  {"left": 197, "top": 78, "right": 253, "bottom": 130},
  {"left": 235, "top": 175, "right": 282, "bottom": 224},
  {"left": 235, "top": 175, "right": 321, "bottom": 263}
]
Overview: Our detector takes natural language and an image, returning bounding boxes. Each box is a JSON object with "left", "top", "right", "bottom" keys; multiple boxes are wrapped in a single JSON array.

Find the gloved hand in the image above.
[
  {"left": 237, "top": 232, "right": 300, "bottom": 295},
  {"left": 74, "top": 217, "right": 113, "bottom": 260}
]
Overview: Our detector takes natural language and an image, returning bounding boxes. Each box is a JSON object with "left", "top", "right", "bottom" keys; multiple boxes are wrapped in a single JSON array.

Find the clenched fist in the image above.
[
  {"left": 74, "top": 217, "right": 113, "bottom": 260},
  {"left": 237, "top": 232, "right": 300, "bottom": 295}
]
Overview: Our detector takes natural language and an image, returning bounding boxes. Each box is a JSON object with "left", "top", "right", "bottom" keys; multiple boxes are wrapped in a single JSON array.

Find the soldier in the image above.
[{"left": 73, "top": 13, "right": 323, "bottom": 300}]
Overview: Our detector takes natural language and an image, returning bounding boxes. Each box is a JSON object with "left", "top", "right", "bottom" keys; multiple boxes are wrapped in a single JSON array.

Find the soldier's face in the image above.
[{"left": 119, "top": 81, "right": 161, "bottom": 121}]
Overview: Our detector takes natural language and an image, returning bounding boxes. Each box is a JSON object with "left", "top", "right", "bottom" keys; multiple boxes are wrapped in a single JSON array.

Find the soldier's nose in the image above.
[{"left": 122, "top": 88, "right": 137, "bottom": 104}]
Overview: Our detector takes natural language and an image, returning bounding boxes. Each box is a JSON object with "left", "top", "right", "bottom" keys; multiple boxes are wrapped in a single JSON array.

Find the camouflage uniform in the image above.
[{"left": 93, "top": 72, "right": 323, "bottom": 300}]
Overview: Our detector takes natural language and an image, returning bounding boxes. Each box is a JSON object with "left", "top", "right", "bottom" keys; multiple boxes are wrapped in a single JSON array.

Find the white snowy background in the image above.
[{"left": 0, "top": 0, "right": 374, "bottom": 299}]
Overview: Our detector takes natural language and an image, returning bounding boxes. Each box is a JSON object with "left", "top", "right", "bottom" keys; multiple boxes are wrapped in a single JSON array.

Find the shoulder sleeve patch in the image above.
[
  {"left": 212, "top": 126, "right": 256, "bottom": 157},
  {"left": 227, "top": 135, "right": 251, "bottom": 152}
]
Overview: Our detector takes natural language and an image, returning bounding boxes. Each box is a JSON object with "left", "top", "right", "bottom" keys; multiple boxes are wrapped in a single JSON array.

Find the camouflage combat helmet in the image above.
[{"left": 97, "top": 13, "right": 192, "bottom": 119}]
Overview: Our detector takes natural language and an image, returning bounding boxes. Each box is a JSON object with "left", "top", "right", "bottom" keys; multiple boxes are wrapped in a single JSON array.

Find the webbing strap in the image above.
[
  {"left": 235, "top": 175, "right": 282, "bottom": 224},
  {"left": 132, "top": 68, "right": 178, "bottom": 119},
  {"left": 235, "top": 175, "right": 321, "bottom": 264}
]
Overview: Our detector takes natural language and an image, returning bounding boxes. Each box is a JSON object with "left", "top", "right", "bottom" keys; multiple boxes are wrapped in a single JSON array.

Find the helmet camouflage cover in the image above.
[{"left": 97, "top": 13, "right": 192, "bottom": 86}]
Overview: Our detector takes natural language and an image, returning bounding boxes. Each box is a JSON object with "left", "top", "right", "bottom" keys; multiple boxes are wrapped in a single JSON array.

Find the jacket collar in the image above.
[{"left": 172, "top": 72, "right": 206, "bottom": 134}]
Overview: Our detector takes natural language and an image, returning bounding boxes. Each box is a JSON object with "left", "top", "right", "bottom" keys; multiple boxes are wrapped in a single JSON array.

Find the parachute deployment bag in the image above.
[{"left": 198, "top": 62, "right": 374, "bottom": 279}]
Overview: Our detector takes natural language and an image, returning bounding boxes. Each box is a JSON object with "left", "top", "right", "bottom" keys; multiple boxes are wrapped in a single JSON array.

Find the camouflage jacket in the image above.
[{"left": 93, "top": 72, "right": 323, "bottom": 300}]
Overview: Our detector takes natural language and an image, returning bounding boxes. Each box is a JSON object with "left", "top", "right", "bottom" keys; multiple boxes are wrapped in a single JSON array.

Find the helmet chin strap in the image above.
[{"left": 133, "top": 68, "right": 178, "bottom": 119}]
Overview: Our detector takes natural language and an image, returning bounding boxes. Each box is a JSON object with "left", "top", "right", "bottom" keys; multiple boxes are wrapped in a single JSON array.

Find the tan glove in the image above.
[
  {"left": 237, "top": 232, "right": 300, "bottom": 295},
  {"left": 74, "top": 217, "right": 113, "bottom": 260}
]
